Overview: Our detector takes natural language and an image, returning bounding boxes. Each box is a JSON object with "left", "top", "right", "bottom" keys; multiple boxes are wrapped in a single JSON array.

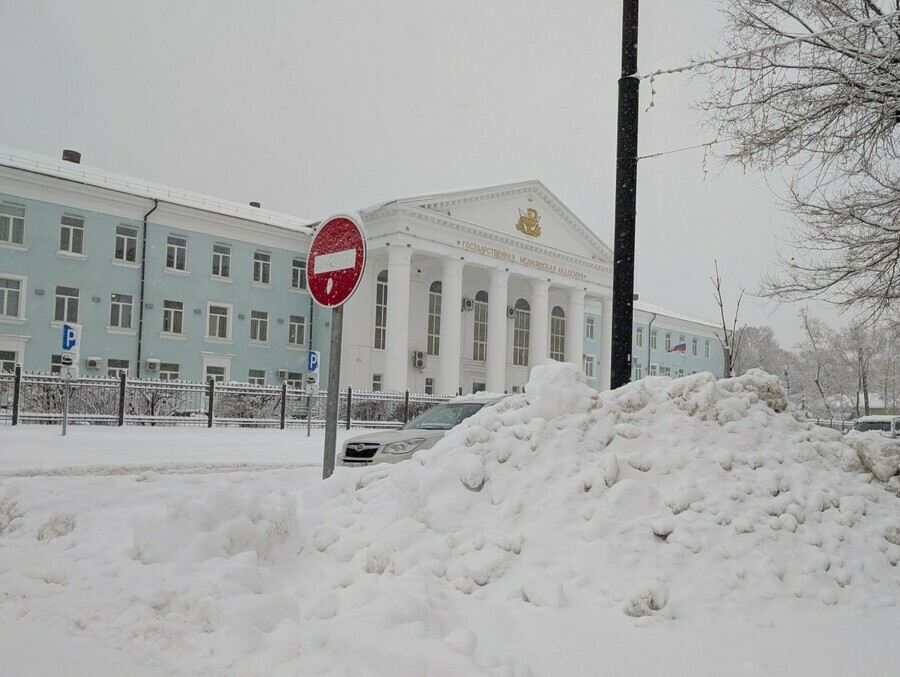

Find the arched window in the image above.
[
  {"left": 550, "top": 305, "right": 566, "bottom": 361},
  {"left": 427, "top": 281, "right": 442, "bottom": 356},
  {"left": 374, "top": 270, "right": 388, "bottom": 349},
  {"left": 512, "top": 298, "right": 530, "bottom": 366},
  {"left": 473, "top": 290, "right": 488, "bottom": 361}
]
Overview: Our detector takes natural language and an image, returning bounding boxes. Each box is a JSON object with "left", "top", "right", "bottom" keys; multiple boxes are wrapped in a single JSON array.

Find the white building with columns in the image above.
[{"left": 339, "top": 181, "right": 615, "bottom": 396}]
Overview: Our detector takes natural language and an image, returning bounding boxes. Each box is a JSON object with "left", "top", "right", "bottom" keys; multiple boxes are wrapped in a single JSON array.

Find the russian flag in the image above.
[{"left": 667, "top": 343, "right": 687, "bottom": 353}]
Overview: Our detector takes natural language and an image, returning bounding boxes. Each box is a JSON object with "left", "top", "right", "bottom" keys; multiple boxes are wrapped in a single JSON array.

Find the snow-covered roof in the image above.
[
  {"left": 633, "top": 300, "right": 720, "bottom": 331},
  {"left": 0, "top": 146, "right": 314, "bottom": 234}
]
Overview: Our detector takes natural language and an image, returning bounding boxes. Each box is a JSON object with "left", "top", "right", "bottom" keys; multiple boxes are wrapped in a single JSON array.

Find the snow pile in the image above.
[
  {"left": 845, "top": 432, "right": 900, "bottom": 486},
  {"left": 2, "top": 364, "right": 900, "bottom": 675}
]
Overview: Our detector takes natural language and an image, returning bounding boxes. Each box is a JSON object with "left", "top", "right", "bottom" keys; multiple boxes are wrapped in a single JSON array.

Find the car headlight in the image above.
[{"left": 382, "top": 438, "right": 426, "bottom": 455}]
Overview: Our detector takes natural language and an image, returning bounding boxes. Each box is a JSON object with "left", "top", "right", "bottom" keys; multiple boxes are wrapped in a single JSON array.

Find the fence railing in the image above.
[
  {"left": 0, "top": 368, "right": 450, "bottom": 429},
  {"left": 807, "top": 417, "right": 854, "bottom": 434}
]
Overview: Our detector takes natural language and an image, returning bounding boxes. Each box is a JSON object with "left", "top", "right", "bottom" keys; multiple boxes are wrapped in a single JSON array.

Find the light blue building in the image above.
[{"left": 0, "top": 147, "right": 724, "bottom": 392}]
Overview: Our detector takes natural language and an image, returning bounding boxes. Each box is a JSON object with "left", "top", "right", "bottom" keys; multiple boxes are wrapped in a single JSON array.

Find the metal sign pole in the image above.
[
  {"left": 306, "top": 393, "right": 312, "bottom": 438},
  {"left": 62, "top": 379, "right": 70, "bottom": 436},
  {"left": 322, "top": 305, "right": 344, "bottom": 479}
]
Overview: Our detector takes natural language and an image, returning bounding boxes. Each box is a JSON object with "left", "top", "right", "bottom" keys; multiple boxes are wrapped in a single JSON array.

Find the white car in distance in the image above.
[{"left": 338, "top": 397, "right": 504, "bottom": 467}]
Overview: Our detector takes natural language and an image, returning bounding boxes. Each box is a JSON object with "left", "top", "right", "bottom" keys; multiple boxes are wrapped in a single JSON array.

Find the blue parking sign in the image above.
[
  {"left": 62, "top": 323, "right": 82, "bottom": 353},
  {"left": 307, "top": 350, "right": 320, "bottom": 374}
]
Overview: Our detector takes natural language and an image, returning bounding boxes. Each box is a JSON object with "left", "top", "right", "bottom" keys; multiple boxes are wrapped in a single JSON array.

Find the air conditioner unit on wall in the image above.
[
  {"left": 462, "top": 297, "right": 474, "bottom": 311},
  {"left": 85, "top": 357, "right": 102, "bottom": 369},
  {"left": 506, "top": 306, "right": 515, "bottom": 318},
  {"left": 146, "top": 358, "right": 160, "bottom": 371},
  {"left": 277, "top": 369, "right": 289, "bottom": 379},
  {"left": 412, "top": 351, "right": 426, "bottom": 370}
]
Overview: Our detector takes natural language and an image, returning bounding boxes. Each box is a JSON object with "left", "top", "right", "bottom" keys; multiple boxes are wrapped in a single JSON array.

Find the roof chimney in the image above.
[
  {"left": 62, "top": 149, "right": 81, "bottom": 164},
  {"left": 249, "top": 201, "right": 261, "bottom": 208}
]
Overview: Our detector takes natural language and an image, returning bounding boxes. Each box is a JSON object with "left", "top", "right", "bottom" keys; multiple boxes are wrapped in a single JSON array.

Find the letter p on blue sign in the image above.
[
  {"left": 307, "top": 350, "right": 320, "bottom": 375},
  {"left": 62, "top": 323, "right": 82, "bottom": 353}
]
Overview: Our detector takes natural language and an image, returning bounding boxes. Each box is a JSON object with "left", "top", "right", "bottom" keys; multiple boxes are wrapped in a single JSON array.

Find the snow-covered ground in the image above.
[{"left": 1, "top": 364, "right": 899, "bottom": 676}]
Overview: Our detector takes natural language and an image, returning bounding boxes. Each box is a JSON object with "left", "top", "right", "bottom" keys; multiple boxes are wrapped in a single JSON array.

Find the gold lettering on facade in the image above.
[
  {"left": 455, "top": 239, "right": 588, "bottom": 280},
  {"left": 515, "top": 208, "right": 542, "bottom": 237}
]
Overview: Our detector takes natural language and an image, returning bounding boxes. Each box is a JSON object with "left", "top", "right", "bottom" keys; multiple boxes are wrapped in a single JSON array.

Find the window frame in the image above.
[
  {"left": 636, "top": 327, "right": 644, "bottom": 349},
  {"left": 0, "top": 275, "right": 25, "bottom": 320},
  {"left": 374, "top": 270, "right": 388, "bottom": 350},
  {"left": 107, "top": 359, "right": 130, "bottom": 379},
  {"left": 159, "top": 363, "right": 180, "bottom": 381},
  {"left": 705, "top": 340, "right": 711, "bottom": 358},
  {"left": 212, "top": 243, "right": 232, "bottom": 279},
  {"left": 0, "top": 203, "right": 26, "bottom": 246},
  {"left": 59, "top": 215, "right": 85, "bottom": 255},
  {"left": 372, "top": 373, "right": 383, "bottom": 392},
  {"left": 665, "top": 332, "right": 672, "bottom": 352},
  {"left": 585, "top": 316, "right": 595, "bottom": 341},
  {"left": 427, "top": 281, "right": 442, "bottom": 356},
  {"left": 206, "top": 302, "right": 232, "bottom": 341},
  {"left": 166, "top": 234, "right": 188, "bottom": 271},
  {"left": 289, "top": 314, "right": 307, "bottom": 346},
  {"left": 109, "top": 292, "right": 134, "bottom": 329},
  {"left": 54, "top": 285, "right": 79, "bottom": 323},
  {"left": 583, "top": 354, "right": 596, "bottom": 379},
  {"left": 650, "top": 329, "right": 658, "bottom": 350},
  {"left": 473, "top": 290, "right": 489, "bottom": 361},
  {"left": 291, "top": 258, "right": 307, "bottom": 290},
  {"left": 691, "top": 337, "right": 698, "bottom": 356},
  {"left": 162, "top": 300, "right": 184, "bottom": 335},
  {"left": 114, "top": 225, "right": 138, "bottom": 263},
  {"left": 550, "top": 306, "right": 566, "bottom": 362},
  {"left": 253, "top": 251, "right": 271, "bottom": 285},
  {"left": 248, "top": 369, "right": 266, "bottom": 386},
  {"left": 512, "top": 298, "right": 530, "bottom": 366},
  {"left": 250, "top": 310, "right": 269, "bottom": 343}
]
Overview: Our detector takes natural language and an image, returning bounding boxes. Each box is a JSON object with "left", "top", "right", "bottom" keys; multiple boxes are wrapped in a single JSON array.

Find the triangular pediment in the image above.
[{"left": 387, "top": 181, "right": 612, "bottom": 264}]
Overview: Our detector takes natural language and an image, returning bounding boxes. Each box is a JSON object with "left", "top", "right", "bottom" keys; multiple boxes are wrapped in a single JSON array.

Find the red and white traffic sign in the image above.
[{"left": 306, "top": 213, "right": 367, "bottom": 308}]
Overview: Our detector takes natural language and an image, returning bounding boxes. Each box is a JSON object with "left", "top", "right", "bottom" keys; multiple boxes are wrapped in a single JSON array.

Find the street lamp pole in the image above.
[{"left": 611, "top": 0, "right": 641, "bottom": 389}]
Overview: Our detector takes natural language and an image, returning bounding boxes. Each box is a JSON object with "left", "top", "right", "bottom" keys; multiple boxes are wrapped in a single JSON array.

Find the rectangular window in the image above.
[
  {"left": 115, "top": 225, "right": 138, "bottom": 263},
  {"left": 248, "top": 369, "right": 266, "bottom": 386},
  {"left": 250, "top": 310, "right": 268, "bottom": 342},
  {"left": 649, "top": 364, "right": 659, "bottom": 376},
  {"left": 291, "top": 258, "right": 307, "bottom": 290},
  {"left": 512, "top": 304, "right": 530, "bottom": 367},
  {"left": 636, "top": 327, "right": 644, "bottom": 349},
  {"left": 705, "top": 340, "right": 711, "bottom": 358},
  {"left": 253, "top": 251, "right": 271, "bottom": 284},
  {"left": 633, "top": 359, "right": 643, "bottom": 381},
  {"left": 692, "top": 337, "right": 698, "bottom": 356},
  {"left": 661, "top": 366, "right": 672, "bottom": 377},
  {"left": 678, "top": 368, "right": 685, "bottom": 378},
  {"left": 585, "top": 317, "right": 595, "bottom": 340},
  {"left": 212, "top": 243, "right": 231, "bottom": 278},
  {"left": 163, "top": 300, "right": 184, "bottom": 334},
  {"left": 0, "top": 350, "right": 16, "bottom": 373},
  {"left": 473, "top": 297, "right": 488, "bottom": 361},
  {"left": 427, "top": 286, "right": 441, "bottom": 356},
  {"left": 0, "top": 277, "right": 22, "bottom": 318},
  {"left": 51, "top": 354, "right": 62, "bottom": 375},
  {"left": 287, "top": 372, "right": 303, "bottom": 389},
  {"left": 159, "top": 363, "right": 180, "bottom": 381},
  {"left": 0, "top": 204, "right": 26, "bottom": 245},
  {"left": 205, "top": 365, "right": 226, "bottom": 383},
  {"left": 374, "top": 273, "right": 388, "bottom": 350},
  {"left": 650, "top": 330, "right": 657, "bottom": 350},
  {"left": 583, "top": 354, "right": 596, "bottom": 379},
  {"left": 425, "top": 377, "right": 434, "bottom": 395},
  {"left": 109, "top": 293, "right": 133, "bottom": 329},
  {"left": 289, "top": 315, "right": 307, "bottom": 346},
  {"left": 59, "top": 215, "right": 85, "bottom": 254},
  {"left": 372, "top": 374, "right": 383, "bottom": 392},
  {"left": 207, "top": 304, "right": 230, "bottom": 339},
  {"left": 665, "top": 332, "right": 672, "bottom": 352},
  {"left": 54, "top": 286, "right": 79, "bottom": 322},
  {"left": 107, "top": 359, "right": 129, "bottom": 378},
  {"left": 166, "top": 235, "right": 187, "bottom": 271}
]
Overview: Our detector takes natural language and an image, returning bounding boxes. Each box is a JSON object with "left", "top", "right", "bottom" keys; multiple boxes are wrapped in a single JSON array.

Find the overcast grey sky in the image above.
[{"left": 0, "top": 0, "right": 842, "bottom": 346}]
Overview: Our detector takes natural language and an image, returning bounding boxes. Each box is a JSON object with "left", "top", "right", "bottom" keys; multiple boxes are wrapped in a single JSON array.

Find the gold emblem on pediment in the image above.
[{"left": 515, "top": 208, "right": 542, "bottom": 237}]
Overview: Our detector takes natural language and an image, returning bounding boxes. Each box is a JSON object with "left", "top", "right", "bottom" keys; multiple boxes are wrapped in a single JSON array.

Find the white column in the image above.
[
  {"left": 439, "top": 258, "right": 464, "bottom": 396},
  {"left": 486, "top": 268, "right": 509, "bottom": 393},
  {"left": 529, "top": 279, "right": 550, "bottom": 370},
  {"left": 565, "top": 287, "right": 586, "bottom": 368},
  {"left": 600, "top": 294, "right": 613, "bottom": 391},
  {"left": 384, "top": 245, "right": 412, "bottom": 392}
]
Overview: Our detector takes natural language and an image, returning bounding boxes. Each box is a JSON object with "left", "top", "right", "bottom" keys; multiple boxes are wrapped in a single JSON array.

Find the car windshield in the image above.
[
  {"left": 403, "top": 402, "right": 486, "bottom": 431},
  {"left": 852, "top": 421, "right": 891, "bottom": 433}
]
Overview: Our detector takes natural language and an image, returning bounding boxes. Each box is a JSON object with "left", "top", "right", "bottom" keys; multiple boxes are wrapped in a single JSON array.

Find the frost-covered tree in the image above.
[{"left": 700, "top": 1, "right": 900, "bottom": 318}]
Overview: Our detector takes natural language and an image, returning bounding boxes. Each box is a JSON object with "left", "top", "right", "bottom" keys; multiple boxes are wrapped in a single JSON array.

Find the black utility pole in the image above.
[{"left": 611, "top": 0, "right": 640, "bottom": 389}]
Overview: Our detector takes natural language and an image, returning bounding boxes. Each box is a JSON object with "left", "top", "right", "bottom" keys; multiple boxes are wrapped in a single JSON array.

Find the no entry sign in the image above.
[{"left": 306, "top": 213, "right": 366, "bottom": 308}]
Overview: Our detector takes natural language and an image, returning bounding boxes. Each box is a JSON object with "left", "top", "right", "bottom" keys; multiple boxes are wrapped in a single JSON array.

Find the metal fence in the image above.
[
  {"left": 807, "top": 417, "right": 854, "bottom": 434},
  {"left": 0, "top": 368, "right": 450, "bottom": 429}
]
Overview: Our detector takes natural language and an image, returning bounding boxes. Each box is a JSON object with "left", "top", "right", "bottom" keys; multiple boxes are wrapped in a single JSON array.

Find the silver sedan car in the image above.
[{"left": 338, "top": 397, "right": 503, "bottom": 467}]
